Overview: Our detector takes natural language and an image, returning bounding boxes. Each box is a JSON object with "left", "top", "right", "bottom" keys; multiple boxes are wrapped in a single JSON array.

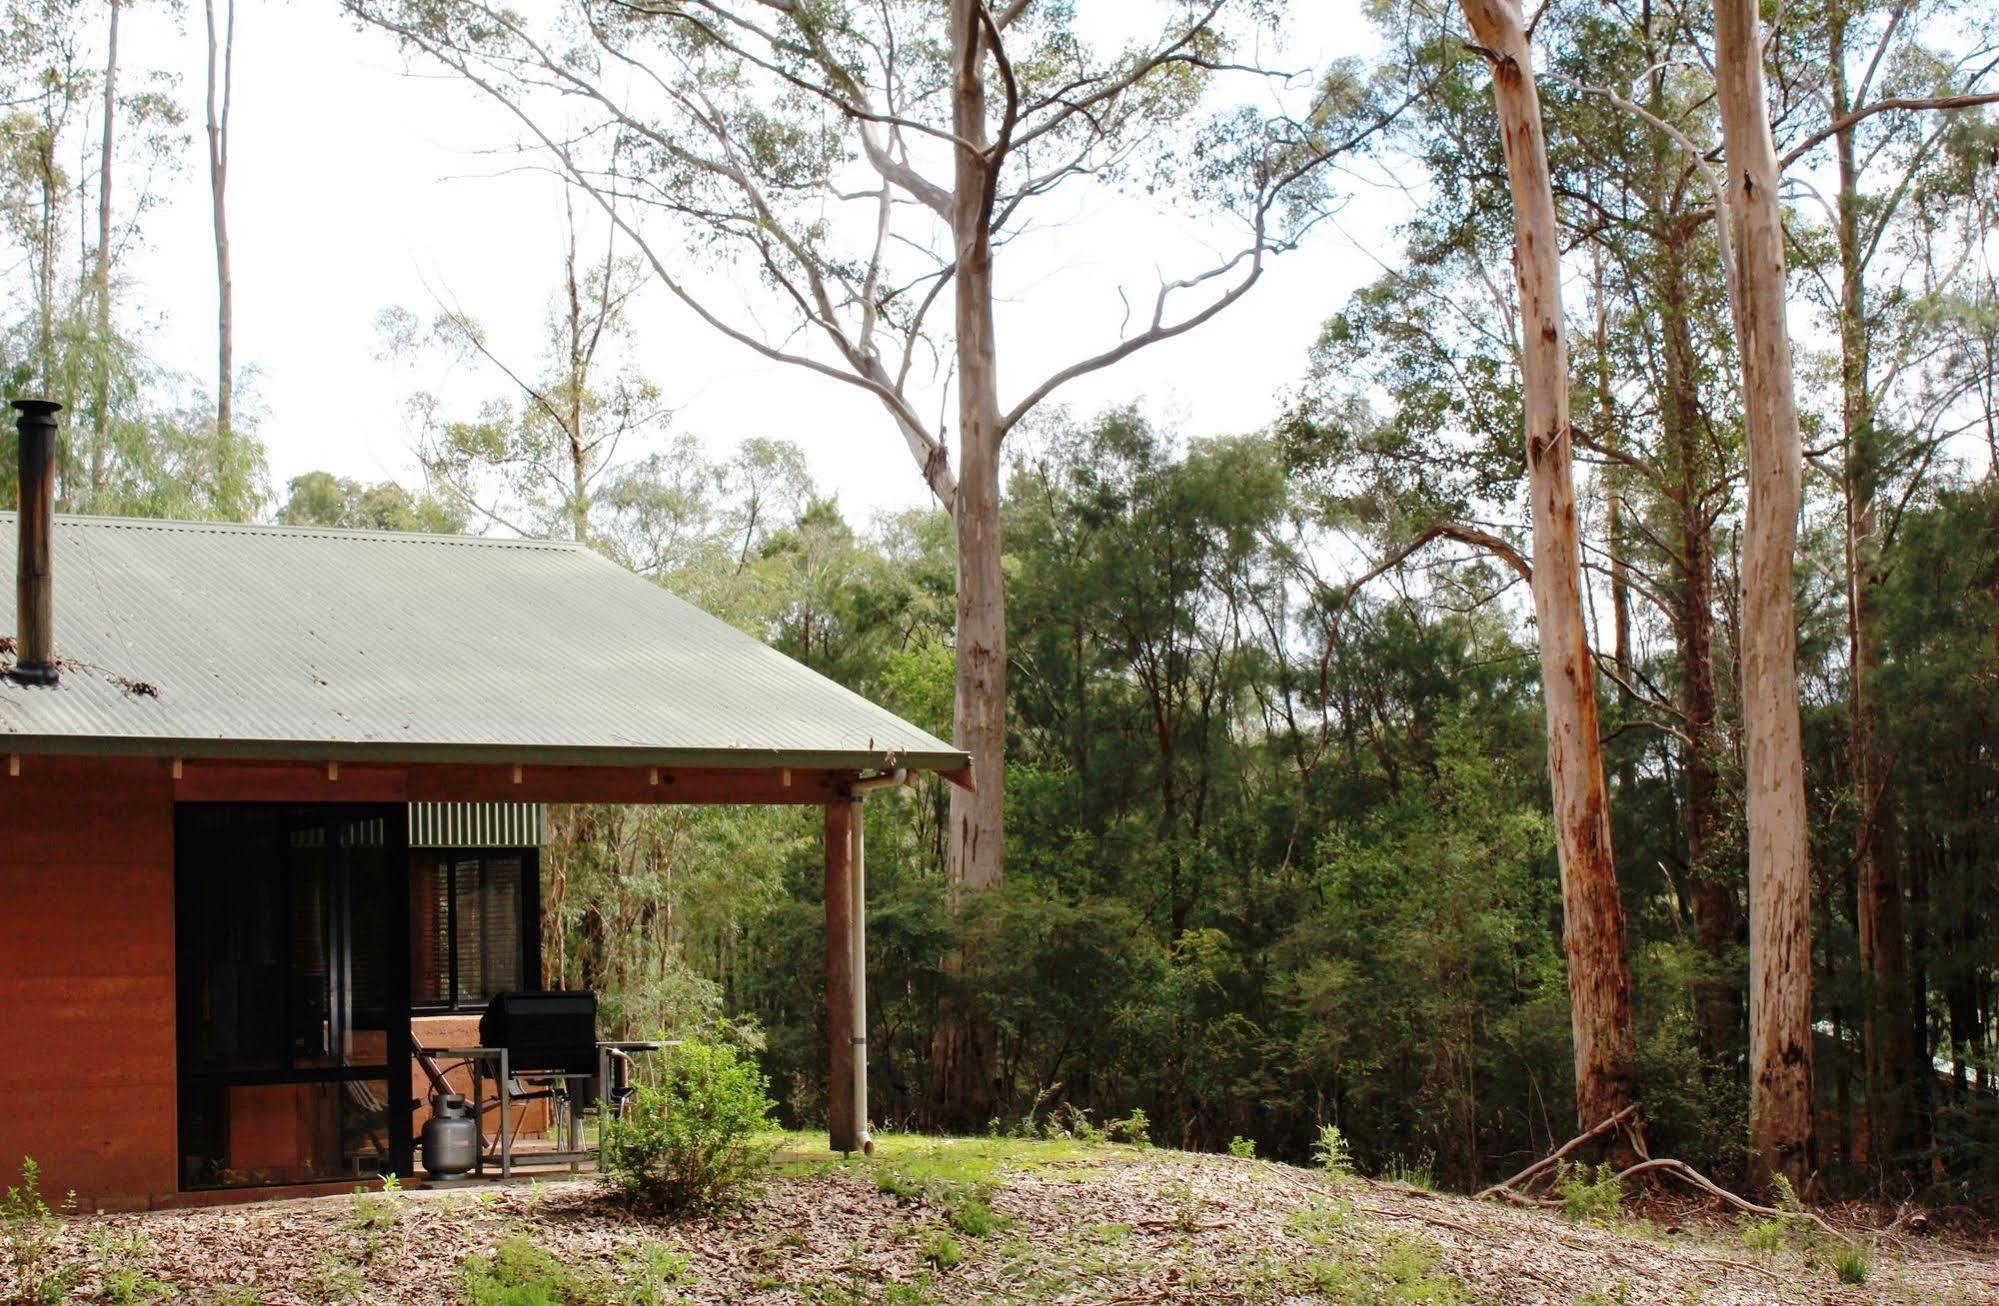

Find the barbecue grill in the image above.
[{"left": 479, "top": 990, "right": 598, "bottom": 1076}]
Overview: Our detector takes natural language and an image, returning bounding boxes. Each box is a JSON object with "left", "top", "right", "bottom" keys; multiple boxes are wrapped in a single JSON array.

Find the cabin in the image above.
[{"left": 0, "top": 400, "right": 966, "bottom": 1210}]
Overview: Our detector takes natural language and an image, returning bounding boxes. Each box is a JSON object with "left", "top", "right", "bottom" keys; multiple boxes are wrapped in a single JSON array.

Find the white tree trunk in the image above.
[
  {"left": 206, "top": 0, "right": 235, "bottom": 442},
  {"left": 1460, "top": 0, "right": 1642, "bottom": 1142},
  {"left": 1713, "top": 0, "right": 1817, "bottom": 1189},
  {"left": 931, "top": 0, "right": 1002, "bottom": 1126}
]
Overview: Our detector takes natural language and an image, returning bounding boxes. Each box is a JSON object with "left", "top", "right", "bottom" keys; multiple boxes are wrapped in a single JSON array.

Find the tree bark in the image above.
[
  {"left": 1460, "top": 0, "right": 1643, "bottom": 1146},
  {"left": 1659, "top": 218, "right": 1739, "bottom": 1062},
  {"left": 931, "top": 0, "right": 1002, "bottom": 1127},
  {"left": 205, "top": 0, "right": 235, "bottom": 443},
  {"left": 562, "top": 194, "right": 591, "bottom": 545},
  {"left": 89, "top": 0, "right": 120, "bottom": 509},
  {"left": 1714, "top": 0, "right": 1817, "bottom": 1190},
  {"left": 1827, "top": 16, "right": 1913, "bottom": 1169}
]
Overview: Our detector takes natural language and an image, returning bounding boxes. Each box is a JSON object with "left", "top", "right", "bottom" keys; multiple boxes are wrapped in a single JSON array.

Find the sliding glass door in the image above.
[{"left": 175, "top": 805, "right": 412, "bottom": 1190}]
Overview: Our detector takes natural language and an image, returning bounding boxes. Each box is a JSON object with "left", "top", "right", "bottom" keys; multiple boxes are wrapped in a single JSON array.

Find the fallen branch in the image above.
[
  {"left": 1610, "top": 1158, "right": 1840, "bottom": 1238},
  {"left": 1474, "top": 1104, "right": 1639, "bottom": 1202}
]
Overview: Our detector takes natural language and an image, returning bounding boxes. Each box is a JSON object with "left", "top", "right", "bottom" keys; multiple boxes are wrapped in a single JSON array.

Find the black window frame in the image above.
[{"left": 410, "top": 848, "right": 541, "bottom": 1014}]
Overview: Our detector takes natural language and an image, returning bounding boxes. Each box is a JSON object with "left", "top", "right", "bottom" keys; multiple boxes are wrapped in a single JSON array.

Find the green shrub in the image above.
[
  {"left": 1105, "top": 1108, "right": 1151, "bottom": 1146},
  {"left": 1738, "top": 1217, "right": 1788, "bottom": 1254},
  {"left": 1555, "top": 1164, "right": 1622, "bottom": 1224},
  {"left": 2, "top": 1158, "right": 79, "bottom": 1305},
  {"left": 600, "top": 1040, "right": 776, "bottom": 1213},
  {"left": 1832, "top": 1242, "right": 1869, "bottom": 1286},
  {"left": 206, "top": 1288, "right": 266, "bottom": 1305},
  {"left": 1227, "top": 1136, "right": 1257, "bottom": 1159},
  {"left": 1311, "top": 1124, "right": 1353, "bottom": 1178},
  {"left": 310, "top": 1249, "right": 366, "bottom": 1304}
]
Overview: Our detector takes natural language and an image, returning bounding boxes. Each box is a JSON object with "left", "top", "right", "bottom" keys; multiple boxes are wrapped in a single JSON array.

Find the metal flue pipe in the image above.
[{"left": 10, "top": 399, "right": 62, "bottom": 686}]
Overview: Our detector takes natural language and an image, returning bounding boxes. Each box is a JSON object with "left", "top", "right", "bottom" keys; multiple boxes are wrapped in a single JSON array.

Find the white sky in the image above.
[{"left": 114, "top": 2, "right": 1392, "bottom": 525}]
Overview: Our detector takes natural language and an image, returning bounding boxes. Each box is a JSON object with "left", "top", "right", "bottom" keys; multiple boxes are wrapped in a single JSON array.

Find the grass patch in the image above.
[
  {"left": 85, "top": 1229, "right": 173, "bottom": 1303},
  {"left": 918, "top": 1225, "right": 963, "bottom": 1269},
  {"left": 1293, "top": 1233, "right": 1468, "bottom": 1304},
  {"left": 867, "top": 1141, "right": 1015, "bottom": 1248},
  {"left": 772, "top": 1131, "right": 1112, "bottom": 1182},
  {"left": 1377, "top": 1152, "right": 1437, "bottom": 1192},
  {"left": 460, "top": 1233, "right": 691, "bottom": 1305}
]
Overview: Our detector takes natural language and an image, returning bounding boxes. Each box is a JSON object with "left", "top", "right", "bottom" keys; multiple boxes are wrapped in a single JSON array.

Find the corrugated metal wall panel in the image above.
[{"left": 408, "top": 802, "right": 545, "bottom": 848}]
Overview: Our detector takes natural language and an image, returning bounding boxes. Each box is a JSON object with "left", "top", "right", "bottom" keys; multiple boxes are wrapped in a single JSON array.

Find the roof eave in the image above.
[{"left": 0, "top": 734, "right": 971, "bottom": 775}]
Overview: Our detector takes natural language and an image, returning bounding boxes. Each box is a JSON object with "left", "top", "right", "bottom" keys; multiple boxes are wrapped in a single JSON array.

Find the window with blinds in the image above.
[{"left": 409, "top": 850, "right": 537, "bottom": 1011}]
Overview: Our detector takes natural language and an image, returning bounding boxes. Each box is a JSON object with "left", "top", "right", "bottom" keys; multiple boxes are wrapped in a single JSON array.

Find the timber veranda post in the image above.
[{"left": 824, "top": 793, "right": 870, "bottom": 1155}]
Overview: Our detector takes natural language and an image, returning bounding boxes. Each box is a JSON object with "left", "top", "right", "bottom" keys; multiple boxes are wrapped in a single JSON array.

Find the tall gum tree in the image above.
[
  {"left": 1457, "top": 0, "right": 1641, "bottom": 1143},
  {"left": 347, "top": 0, "right": 1406, "bottom": 1123},
  {"left": 1713, "top": 0, "right": 1816, "bottom": 1190},
  {"left": 1780, "top": 0, "right": 1999, "bottom": 1168}
]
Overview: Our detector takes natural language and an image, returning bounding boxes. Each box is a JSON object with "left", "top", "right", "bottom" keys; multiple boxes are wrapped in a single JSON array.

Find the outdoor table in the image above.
[{"left": 432, "top": 1040, "right": 681, "bottom": 1179}]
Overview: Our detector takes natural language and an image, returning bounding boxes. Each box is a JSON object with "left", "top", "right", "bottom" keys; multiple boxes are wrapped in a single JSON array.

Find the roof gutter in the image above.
[{"left": 0, "top": 734, "right": 970, "bottom": 773}]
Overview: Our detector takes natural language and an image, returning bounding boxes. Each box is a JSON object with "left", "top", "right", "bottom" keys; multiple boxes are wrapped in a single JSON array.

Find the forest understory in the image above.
[{"left": 26, "top": 1137, "right": 1999, "bottom": 1305}]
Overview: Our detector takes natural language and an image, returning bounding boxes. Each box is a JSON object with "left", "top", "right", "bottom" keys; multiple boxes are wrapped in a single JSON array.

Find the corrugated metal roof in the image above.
[
  {"left": 410, "top": 803, "right": 545, "bottom": 848},
  {"left": 0, "top": 514, "right": 965, "bottom": 772}
]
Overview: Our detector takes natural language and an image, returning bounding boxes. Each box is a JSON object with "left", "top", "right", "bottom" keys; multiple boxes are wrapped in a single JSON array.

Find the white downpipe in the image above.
[{"left": 846, "top": 769, "right": 907, "bottom": 1155}]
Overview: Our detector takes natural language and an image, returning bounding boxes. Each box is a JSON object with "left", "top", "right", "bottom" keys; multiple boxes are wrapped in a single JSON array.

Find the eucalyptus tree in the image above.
[
  {"left": 1714, "top": 0, "right": 1817, "bottom": 1190},
  {"left": 278, "top": 469, "right": 467, "bottom": 532},
  {"left": 378, "top": 196, "right": 667, "bottom": 543},
  {"left": 0, "top": 0, "right": 259, "bottom": 519},
  {"left": 1546, "top": 3, "right": 1748, "bottom": 1071},
  {"left": 1773, "top": 0, "right": 1999, "bottom": 1167},
  {"left": 1450, "top": 0, "right": 1643, "bottom": 1148},
  {"left": 204, "top": 0, "right": 236, "bottom": 441},
  {"left": 345, "top": 0, "right": 1400, "bottom": 1123}
]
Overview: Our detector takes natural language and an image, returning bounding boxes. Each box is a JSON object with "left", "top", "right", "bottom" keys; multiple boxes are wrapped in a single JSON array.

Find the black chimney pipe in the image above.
[{"left": 11, "top": 398, "right": 61, "bottom": 686}]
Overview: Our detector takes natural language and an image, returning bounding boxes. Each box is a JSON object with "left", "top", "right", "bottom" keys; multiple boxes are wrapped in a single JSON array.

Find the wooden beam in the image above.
[
  {"left": 156, "top": 757, "right": 858, "bottom": 806},
  {"left": 174, "top": 760, "right": 407, "bottom": 803},
  {"left": 825, "top": 798, "right": 859, "bottom": 1154},
  {"left": 405, "top": 764, "right": 847, "bottom": 806}
]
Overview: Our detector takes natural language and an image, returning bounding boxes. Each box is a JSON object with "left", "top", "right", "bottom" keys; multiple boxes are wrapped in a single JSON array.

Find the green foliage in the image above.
[
  {"left": 1569, "top": 1285, "right": 1631, "bottom": 1306},
  {"left": 916, "top": 1226, "right": 962, "bottom": 1270},
  {"left": 1831, "top": 1242, "right": 1869, "bottom": 1286},
  {"left": 599, "top": 1040, "right": 776, "bottom": 1213},
  {"left": 1, "top": 1158, "right": 79, "bottom": 1305},
  {"left": 1738, "top": 1218, "right": 1788, "bottom": 1254},
  {"left": 1555, "top": 1164, "right": 1623, "bottom": 1225},
  {"left": 461, "top": 1235, "right": 689, "bottom": 1306},
  {"left": 85, "top": 1229, "right": 170, "bottom": 1303},
  {"left": 1294, "top": 1233, "right": 1469, "bottom": 1304},
  {"left": 1378, "top": 1154, "right": 1437, "bottom": 1193},
  {"left": 204, "top": 1288, "right": 266, "bottom": 1306},
  {"left": 1227, "top": 1136, "right": 1257, "bottom": 1159},
  {"left": 1312, "top": 1125, "right": 1354, "bottom": 1179},
  {"left": 310, "top": 1248, "right": 365, "bottom": 1304},
  {"left": 279, "top": 471, "right": 465, "bottom": 534},
  {"left": 1104, "top": 1109, "right": 1151, "bottom": 1147},
  {"left": 871, "top": 1150, "right": 1005, "bottom": 1243},
  {"left": 461, "top": 1235, "right": 601, "bottom": 1305}
]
